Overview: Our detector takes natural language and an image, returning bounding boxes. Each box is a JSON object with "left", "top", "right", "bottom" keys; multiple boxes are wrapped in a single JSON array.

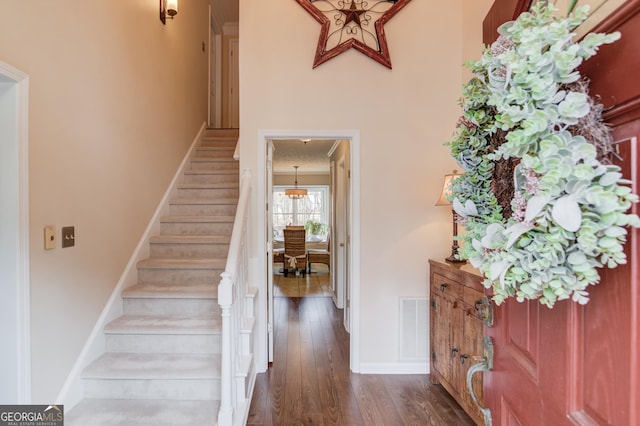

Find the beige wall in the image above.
[
  {"left": 0, "top": 0, "right": 209, "bottom": 401},
  {"left": 240, "top": 1, "right": 476, "bottom": 368},
  {"left": 462, "top": 0, "right": 495, "bottom": 81}
]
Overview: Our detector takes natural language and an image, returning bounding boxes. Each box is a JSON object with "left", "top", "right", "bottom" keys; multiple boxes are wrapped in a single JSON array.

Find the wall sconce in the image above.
[
  {"left": 160, "top": 0, "right": 178, "bottom": 25},
  {"left": 436, "top": 170, "right": 465, "bottom": 263}
]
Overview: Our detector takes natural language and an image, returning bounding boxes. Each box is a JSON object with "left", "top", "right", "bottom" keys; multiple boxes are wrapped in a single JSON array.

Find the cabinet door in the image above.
[
  {"left": 431, "top": 291, "right": 456, "bottom": 384},
  {"left": 459, "top": 307, "right": 484, "bottom": 421}
]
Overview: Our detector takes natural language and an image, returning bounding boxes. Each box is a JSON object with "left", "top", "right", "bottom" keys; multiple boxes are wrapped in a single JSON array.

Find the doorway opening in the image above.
[
  {"left": 0, "top": 60, "right": 31, "bottom": 403},
  {"left": 257, "top": 129, "right": 361, "bottom": 374}
]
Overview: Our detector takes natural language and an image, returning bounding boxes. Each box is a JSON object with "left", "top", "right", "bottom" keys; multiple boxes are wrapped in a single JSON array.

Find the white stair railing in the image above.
[{"left": 218, "top": 169, "right": 252, "bottom": 426}]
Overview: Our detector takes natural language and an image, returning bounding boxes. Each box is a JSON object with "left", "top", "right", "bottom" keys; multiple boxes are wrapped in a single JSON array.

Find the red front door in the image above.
[{"left": 481, "top": 2, "right": 640, "bottom": 425}]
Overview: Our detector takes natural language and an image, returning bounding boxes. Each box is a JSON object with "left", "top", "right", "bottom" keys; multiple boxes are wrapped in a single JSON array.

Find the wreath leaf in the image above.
[
  {"left": 552, "top": 196, "right": 582, "bottom": 232},
  {"left": 445, "top": 2, "right": 640, "bottom": 308}
]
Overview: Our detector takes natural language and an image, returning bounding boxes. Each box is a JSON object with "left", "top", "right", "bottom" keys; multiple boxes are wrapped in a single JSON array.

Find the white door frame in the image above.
[
  {"left": 335, "top": 155, "right": 349, "bottom": 329},
  {"left": 256, "top": 129, "right": 361, "bottom": 373},
  {"left": 0, "top": 60, "right": 31, "bottom": 403},
  {"left": 266, "top": 140, "right": 275, "bottom": 363}
]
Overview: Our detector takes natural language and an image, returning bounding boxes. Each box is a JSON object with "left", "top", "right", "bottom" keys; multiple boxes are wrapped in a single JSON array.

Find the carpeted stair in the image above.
[{"left": 66, "top": 129, "right": 240, "bottom": 425}]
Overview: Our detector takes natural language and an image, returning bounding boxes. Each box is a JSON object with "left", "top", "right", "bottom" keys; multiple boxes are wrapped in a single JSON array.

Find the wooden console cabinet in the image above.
[{"left": 429, "top": 259, "right": 485, "bottom": 425}]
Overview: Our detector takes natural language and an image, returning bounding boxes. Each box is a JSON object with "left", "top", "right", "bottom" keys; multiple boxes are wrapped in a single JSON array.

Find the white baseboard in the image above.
[
  {"left": 56, "top": 122, "right": 207, "bottom": 409},
  {"left": 358, "top": 362, "right": 429, "bottom": 375}
]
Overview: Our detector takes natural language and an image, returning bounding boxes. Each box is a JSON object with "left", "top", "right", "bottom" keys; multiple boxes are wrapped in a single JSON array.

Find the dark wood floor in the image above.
[{"left": 247, "top": 272, "right": 475, "bottom": 425}]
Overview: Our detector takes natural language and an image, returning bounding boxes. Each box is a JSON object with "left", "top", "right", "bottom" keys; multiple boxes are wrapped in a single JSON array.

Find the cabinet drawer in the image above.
[
  {"left": 432, "top": 273, "right": 461, "bottom": 301},
  {"left": 461, "top": 286, "right": 485, "bottom": 318}
]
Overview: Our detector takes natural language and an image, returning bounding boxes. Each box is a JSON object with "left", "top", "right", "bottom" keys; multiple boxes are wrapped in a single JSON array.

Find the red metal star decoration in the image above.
[{"left": 296, "top": 0, "right": 412, "bottom": 69}]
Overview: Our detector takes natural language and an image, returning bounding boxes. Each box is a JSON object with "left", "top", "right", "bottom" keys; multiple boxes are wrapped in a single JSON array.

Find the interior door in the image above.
[
  {"left": 481, "top": 2, "right": 640, "bottom": 425},
  {"left": 209, "top": 31, "right": 221, "bottom": 128},
  {"left": 228, "top": 39, "right": 239, "bottom": 129}
]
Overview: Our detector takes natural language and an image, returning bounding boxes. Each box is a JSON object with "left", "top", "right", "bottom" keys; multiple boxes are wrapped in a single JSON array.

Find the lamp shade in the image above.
[
  {"left": 285, "top": 166, "right": 307, "bottom": 199},
  {"left": 166, "top": 0, "right": 178, "bottom": 16},
  {"left": 436, "top": 170, "right": 462, "bottom": 206},
  {"left": 284, "top": 188, "right": 308, "bottom": 199}
]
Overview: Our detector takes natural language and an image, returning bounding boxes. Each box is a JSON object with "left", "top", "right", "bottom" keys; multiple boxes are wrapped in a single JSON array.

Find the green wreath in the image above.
[{"left": 447, "top": 3, "right": 640, "bottom": 308}]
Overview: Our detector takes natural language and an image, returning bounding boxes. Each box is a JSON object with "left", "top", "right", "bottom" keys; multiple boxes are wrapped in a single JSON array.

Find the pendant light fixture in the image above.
[{"left": 285, "top": 166, "right": 308, "bottom": 199}]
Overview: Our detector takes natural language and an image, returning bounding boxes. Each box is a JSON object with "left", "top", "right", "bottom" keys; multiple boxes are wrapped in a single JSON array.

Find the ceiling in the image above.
[
  {"left": 210, "top": 0, "right": 239, "bottom": 25},
  {"left": 272, "top": 140, "right": 337, "bottom": 174}
]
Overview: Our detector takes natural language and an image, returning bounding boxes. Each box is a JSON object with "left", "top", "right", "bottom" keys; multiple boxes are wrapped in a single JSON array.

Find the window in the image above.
[{"left": 273, "top": 186, "right": 329, "bottom": 237}]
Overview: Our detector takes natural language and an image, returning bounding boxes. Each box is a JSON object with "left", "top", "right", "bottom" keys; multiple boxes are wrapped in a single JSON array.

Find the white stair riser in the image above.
[
  {"left": 177, "top": 187, "right": 239, "bottom": 199},
  {"left": 105, "top": 334, "right": 221, "bottom": 354},
  {"left": 202, "top": 130, "right": 238, "bottom": 138},
  {"left": 65, "top": 399, "right": 219, "bottom": 426},
  {"left": 123, "top": 298, "right": 220, "bottom": 316},
  {"left": 183, "top": 173, "right": 239, "bottom": 185},
  {"left": 150, "top": 242, "right": 230, "bottom": 259},
  {"left": 202, "top": 131, "right": 238, "bottom": 139},
  {"left": 193, "top": 148, "right": 235, "bottom": 159},
  {"left": 169, "top": 203, "right": 236, "bottom": 216},
  {"left": 200, "top": 138, "right": 237, "bottom": 147},
  {"left": 84, "top": 378, "right": 220, "bottom": 400},
  {"left": 199, "top": 142, "right": 237, "bottom": 149},
  {"left": 160, "top": 222, "right": 233, "bottom": 236},
  {"left": 137, "top": 268, "right": 224, "bottom": 286},
  {"left": 189, "top": 160, "right": 239, "bottom": 171}
]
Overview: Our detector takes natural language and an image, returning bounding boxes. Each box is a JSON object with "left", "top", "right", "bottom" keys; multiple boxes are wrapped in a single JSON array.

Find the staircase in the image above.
[{"left": 67, "top": 129, "right": 247, "bottom": 426}]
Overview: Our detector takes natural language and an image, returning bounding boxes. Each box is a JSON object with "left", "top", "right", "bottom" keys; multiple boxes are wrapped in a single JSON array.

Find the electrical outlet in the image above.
[
  {"left": 62, "top": 226, "right": 75, "bottom": 248},
  {"left": 44, "top": 226, "right": 56, "bottom": 249}
]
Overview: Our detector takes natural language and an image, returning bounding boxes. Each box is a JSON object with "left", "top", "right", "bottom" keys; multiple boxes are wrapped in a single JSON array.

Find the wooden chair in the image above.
[
  {"left": 282, "top": 228, "right": 307, "bottom": 277},
  {"left": 307, "top": 234, "right": 330, "bottom": 273}
]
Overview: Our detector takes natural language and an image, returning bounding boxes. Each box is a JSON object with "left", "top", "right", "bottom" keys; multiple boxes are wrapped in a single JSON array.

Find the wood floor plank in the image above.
[
  {"left": 249, "top": 272, "right": 476, "bottom": 425},
  {"left": 300, "top": 298, "right": 323, "bottom": 417},
  {"left": 264, "top": 297, "right": 289, "bottom": 425},
  {"left": 284, "top": 298, "right": 304, "bottom": 423},
  {"left": 309, "top": 299, "right": 349, "bottom": 425}
]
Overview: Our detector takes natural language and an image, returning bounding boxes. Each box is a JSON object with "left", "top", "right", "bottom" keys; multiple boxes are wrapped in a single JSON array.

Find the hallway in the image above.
[{"left": 247, "top": 271, "right": 474, "bottom": 425}]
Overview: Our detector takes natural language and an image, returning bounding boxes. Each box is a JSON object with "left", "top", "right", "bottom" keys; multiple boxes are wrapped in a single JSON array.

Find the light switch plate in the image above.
[
  {"left": 62, "top": 226, "right": 75, "bottom": 248},
  {"left": 44, "top": 226, "right": 56, "bottom": 250}
]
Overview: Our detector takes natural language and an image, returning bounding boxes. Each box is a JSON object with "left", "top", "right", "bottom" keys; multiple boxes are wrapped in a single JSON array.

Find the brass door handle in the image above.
[{"left": 466, "top": 336, "right": 494, "bottom": 426}]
